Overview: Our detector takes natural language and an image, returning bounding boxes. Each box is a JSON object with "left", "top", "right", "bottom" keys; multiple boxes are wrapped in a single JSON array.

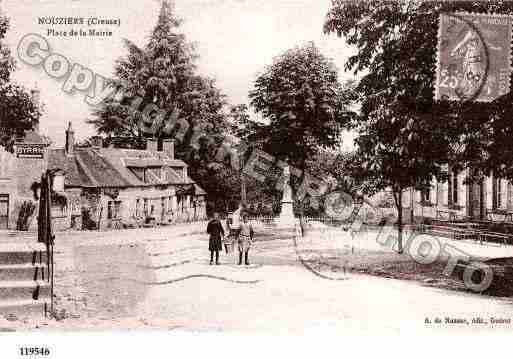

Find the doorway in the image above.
[
  {"left": 0, "top": 194, "right": 9, "bottom": 229},
  {"left": 468, "top": 182, "right": 484, "bottom": 221}
]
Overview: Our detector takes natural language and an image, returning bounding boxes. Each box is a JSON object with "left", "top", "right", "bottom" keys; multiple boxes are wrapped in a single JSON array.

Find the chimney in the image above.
[
  {"left": 147, "top": 138, "right": 158, "bottom": 152},
  {"left": 65, "top": 121, "right": 74, "bottom": 155},
  {"left": 163, "top": 139, "right": 174, "bottom": 159},
  {"left": 31, "top": 86, "right": 41, "bottom": 134},
  {"left": 90, "top": 136, "right": 103, "bottom": 148}
]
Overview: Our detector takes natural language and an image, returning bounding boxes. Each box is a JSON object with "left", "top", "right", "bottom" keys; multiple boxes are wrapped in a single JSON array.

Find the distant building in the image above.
[{"left": 402, "top": 167, "right": 512, "bottom": 223}]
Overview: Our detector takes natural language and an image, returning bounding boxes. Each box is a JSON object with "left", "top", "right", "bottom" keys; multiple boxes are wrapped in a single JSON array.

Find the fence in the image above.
[{"left": 416, "top": 223, "right": 513, "bottom": 246}]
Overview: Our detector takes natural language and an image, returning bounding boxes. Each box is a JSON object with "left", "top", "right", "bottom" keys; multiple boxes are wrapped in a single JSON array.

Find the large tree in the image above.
[
  {"left": 247, "top": 42, "right": 354, "bottom": 211},
  {"left": 0, "top": 14, "right": 41, "bottom": 151},
  {"left": 89, "top": 0, "right": 239, "bottom": 209},
  {"left": 90, "top": 0, "right": 226, "bottom": 142},
  {"left": 324, "top": 0, "right": 513, "bottom": 252}
]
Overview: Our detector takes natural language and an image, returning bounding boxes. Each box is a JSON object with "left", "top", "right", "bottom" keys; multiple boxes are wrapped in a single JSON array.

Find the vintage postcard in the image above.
[{"left": 1, "top": 0, "right": 513, "bottom": 357}]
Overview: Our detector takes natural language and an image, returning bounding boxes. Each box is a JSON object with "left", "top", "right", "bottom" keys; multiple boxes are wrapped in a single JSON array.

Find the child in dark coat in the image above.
[{"left": 207, "top": 212, "right": 224, "bottom": 265}]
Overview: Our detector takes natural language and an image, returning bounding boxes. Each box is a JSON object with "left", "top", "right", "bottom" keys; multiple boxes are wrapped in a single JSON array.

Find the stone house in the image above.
[
  {"left": 0, "top": 121, "right": 207, "bottom": 232},
  {"left": 46, "top": 123, "right": 207, "bottom": 231},
  {"left": 0, "top": 131, "right": 50, "bottom": 230}
]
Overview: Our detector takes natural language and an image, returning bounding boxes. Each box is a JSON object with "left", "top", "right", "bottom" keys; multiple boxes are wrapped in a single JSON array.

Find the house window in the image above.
[
  {"left": 135, "top": 198, "right": 141, "bottom": 217},
  {"left": 493, "top": 177, "right": 506, "bottom": 209},
  {"left": 498, "top": 179, "right": 502, "bottom": 208},
  {"left": 107, "top": 201, "right": 122, "bottom": 219},
  {"left": 448, "top": 171, "right": 458, "bottom": 205},
  {"left": 0, "top": 194, "right": 9, "bottom": 229},
  {"left": 143, "top": 199, "right": 148, "bottom": 216},
  {"left": 51, "top": 205, "right": 67, "bottom": 218}
]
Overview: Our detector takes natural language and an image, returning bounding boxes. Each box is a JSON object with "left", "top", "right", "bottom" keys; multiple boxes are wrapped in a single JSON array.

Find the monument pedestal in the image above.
[
  {"left": 276, "top": 162, "right": 297, "bottom": 228},
  {"left": 277, "top": 201, "right": 297, "bottom": 227}
]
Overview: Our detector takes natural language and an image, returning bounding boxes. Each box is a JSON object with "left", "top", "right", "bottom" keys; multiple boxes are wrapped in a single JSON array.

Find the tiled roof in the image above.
[
  {"left": 48, "top": 149, "right": 92, "bottom": 187},
  {"left": 47, "top": 146, "right": 205, "bottom": 193},
  {"left": 118, "top": 149, "right": 188, "bottom": 167},
  {"left": 164, "top": 168, "right": 185, "bottom": 184},
  {"left": 194, "top": 184, "right": 207, "bottom": 195},
  {"left": 124, "top": 158, "right": 165, "bottom": 168},
  {"left": 164, "top": 159, "right": 188, "bottom": 167},
  {"left": 75, "top": 149, "right": 131, "bottom": 187},
  {"left": 48, "top": 149, "right": 131, "bottom": 188},
  {"left": 185, "top": 175, "right": 196, "bottom": 184}
]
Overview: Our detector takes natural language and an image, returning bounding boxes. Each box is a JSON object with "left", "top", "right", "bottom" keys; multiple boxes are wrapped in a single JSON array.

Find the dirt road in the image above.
[{"left": 1, "top": 224, "right": 512, "bottom": 333}]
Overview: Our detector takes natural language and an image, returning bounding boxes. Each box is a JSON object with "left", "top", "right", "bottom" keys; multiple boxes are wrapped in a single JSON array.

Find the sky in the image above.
[{"left": 3, "top": 0, "right": 356, "bottom": 148}]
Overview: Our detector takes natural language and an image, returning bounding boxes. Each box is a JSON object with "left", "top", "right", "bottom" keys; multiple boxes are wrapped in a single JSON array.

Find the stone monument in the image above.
[{"left": 278, "top": 163, "right": 296, "bottom": 226}]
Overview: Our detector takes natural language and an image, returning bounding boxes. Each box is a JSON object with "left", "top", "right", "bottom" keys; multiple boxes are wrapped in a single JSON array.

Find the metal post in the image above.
[
  {"left": 37, "top": 171, "right": 54, "bottom": 317},
  {"left": 240, "top": 155, "right": 247, "bottom": 206},
  {"left": 411, "top": 187, "right": 414, "bottom": 224}
]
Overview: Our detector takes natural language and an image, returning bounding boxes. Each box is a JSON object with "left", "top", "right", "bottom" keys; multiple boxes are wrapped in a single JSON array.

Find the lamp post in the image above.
[{"left": 36, "top": 168, "right": 63, "bottom": 317}]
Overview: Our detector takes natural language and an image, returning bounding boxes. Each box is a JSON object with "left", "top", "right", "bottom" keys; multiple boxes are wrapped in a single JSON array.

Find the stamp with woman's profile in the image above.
[{"left": 435, "top": 12, "right": 513, "bottom": 103}]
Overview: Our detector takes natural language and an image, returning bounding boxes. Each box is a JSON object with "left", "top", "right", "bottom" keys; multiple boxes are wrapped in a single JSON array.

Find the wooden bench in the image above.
[
  {"left": 436, "top": 210, "right": 457, "bottom": 221},
  {"left": 477, "top": 231, "right": 512, "bottom": 246},
  {"left": 485, "top": 209, "right": 513, "bottom": 223},
  {"left": 419, "top": 224, "right": 476, "bottom": 241}
]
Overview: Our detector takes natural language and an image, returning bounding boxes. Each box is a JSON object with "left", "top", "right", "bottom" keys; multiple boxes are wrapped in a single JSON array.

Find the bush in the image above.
[
  {"left": 81, "top": 207, "right": 98, "bottom": 230},
  {"left": 16, "top": 201, "right": 36, "bottom": 231}
]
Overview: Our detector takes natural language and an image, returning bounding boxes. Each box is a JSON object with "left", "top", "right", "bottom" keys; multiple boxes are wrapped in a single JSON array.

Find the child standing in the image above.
[
  {"left": 207, "top": 212, "right": 224, "bottom": 265},
  {"left": 238, "top": 214, "right": 254, "bottom": 265}
]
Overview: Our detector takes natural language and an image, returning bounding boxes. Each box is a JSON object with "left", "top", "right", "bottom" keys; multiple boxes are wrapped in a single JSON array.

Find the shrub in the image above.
[{"left": 16, "top": 201, "right": 36, "bottom": 231}]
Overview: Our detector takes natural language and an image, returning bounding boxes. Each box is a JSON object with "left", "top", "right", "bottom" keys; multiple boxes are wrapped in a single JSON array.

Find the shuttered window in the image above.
[
  {"left": 453, "top": 171, "right": 459, "bottom": 205},
  {"left": 501, "top": 179, "right": 507, "bottom": 209},
  {"left": 107, "top": 201, "right": 121, "bottom": 219},
  {"left": 492, "top": 177, "right": 507, "bottom": 210}
]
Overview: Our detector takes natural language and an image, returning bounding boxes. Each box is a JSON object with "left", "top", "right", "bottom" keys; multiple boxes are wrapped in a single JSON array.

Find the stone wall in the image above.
[{"left": 0, "top": 146, "right": 45, "bottom": 231}]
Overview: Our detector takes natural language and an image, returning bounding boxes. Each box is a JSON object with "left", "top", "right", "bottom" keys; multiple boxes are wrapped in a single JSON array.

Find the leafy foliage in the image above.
[
  {"left": 89, "top": 0, "right": 227, "bottom": 147},
  {"left": 0, "top": 13, "right": 41, "bottom": 150},
  {"left": 248, "top": 42, "right": 354, "bottom": 171},
  {"left": 324, "top": 0, "right": 513, "bottom": 251},
  {"left": 325, "top": 1, "right": 513, "bottom": 183},
  {"left": 88, "top": 1, "right": 244, "bottom": 211}
]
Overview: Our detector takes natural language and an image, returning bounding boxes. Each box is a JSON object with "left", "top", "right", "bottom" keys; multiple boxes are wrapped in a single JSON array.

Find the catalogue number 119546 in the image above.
[{"left": 19, "top": 347, "right": 51, "bottom": 356}]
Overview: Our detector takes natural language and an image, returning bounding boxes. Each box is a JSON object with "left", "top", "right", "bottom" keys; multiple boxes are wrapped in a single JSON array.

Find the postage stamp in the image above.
[{"left": 435, "top": 12, "right": 513, "bottom": 102}]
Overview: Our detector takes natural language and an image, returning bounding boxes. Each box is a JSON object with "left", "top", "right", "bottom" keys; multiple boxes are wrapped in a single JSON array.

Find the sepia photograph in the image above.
[{"left": 0, "top": 0, "right": 513, "bottom": 356}]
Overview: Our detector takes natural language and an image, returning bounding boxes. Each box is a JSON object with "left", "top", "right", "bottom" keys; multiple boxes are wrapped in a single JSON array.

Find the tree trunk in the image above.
[
  {"left": 240, "top": 154, "right": 247, "bottom": 206},
  {"left": 393, "top": 188, "right": 404, "bottom": 254},
  {"left": 297, "top": 159, "right": 307, "bottom": 221}
]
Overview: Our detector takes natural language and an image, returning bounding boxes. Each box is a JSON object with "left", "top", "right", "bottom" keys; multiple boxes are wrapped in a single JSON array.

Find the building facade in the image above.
[
  {"left": 0, "top": 131, "right": 50, "bottom": 230},
  {"left": 0, "top": 122, "right": 207, "bottom": 232},
  {"left": 46, "top": 123, "right": 207, "bottom": 231},
  {"left": 401, "top": 168, "right": 513, "bottom": 223}
]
